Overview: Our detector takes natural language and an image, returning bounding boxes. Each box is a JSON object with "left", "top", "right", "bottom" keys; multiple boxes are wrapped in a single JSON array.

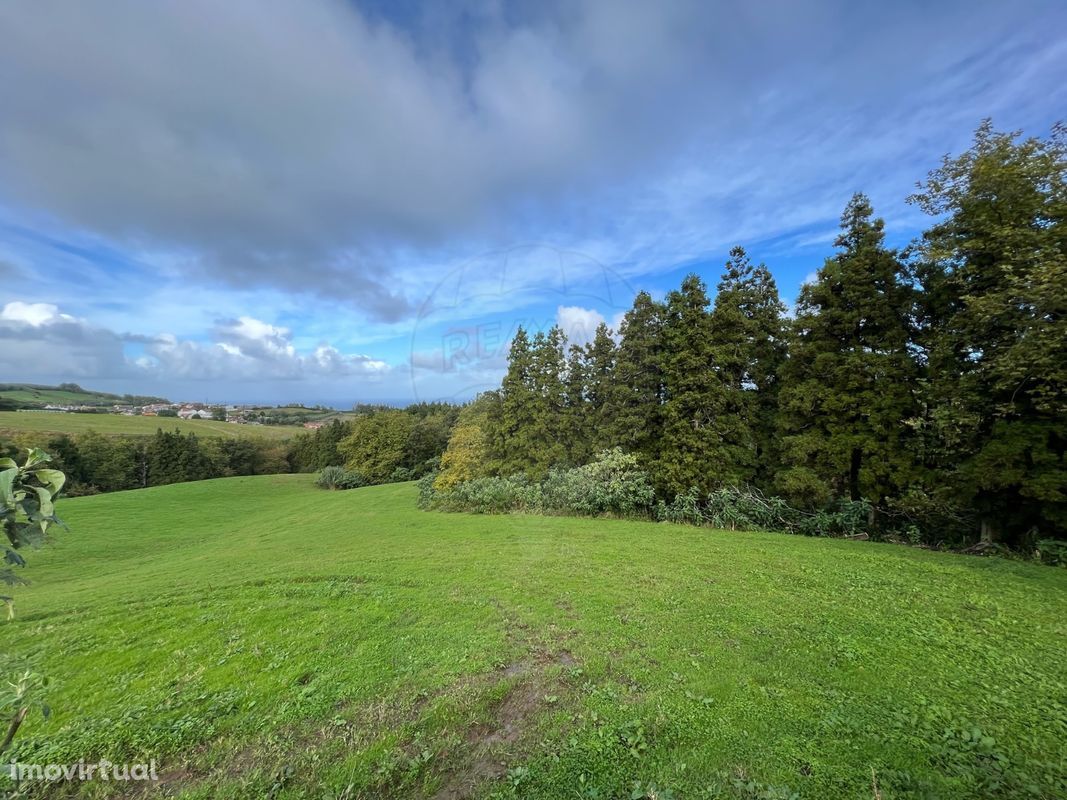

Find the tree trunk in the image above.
[{"left": 980, "top": 517, "right": 996, "bottom": 544}]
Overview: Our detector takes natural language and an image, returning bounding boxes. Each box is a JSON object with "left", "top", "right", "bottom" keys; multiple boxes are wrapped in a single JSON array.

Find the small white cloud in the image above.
[
  {"left": 556, "top": 305, "right": 607, "bottom": 347},
  {"left": 1, "top": 301, "right": 74, "bottom": 326}
]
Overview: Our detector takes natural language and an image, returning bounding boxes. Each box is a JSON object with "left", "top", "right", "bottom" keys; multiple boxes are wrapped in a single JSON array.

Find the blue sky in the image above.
[{"left": 1, "top": 0, "right": 1065, "bottom": 405}]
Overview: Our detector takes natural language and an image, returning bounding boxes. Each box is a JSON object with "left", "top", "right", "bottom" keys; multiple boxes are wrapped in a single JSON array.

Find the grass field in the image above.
[
  {"left": 2, "top": 477, "right": 1065, "bottom": 799},
  {"left": 0, "top": 384, "right": 159, "bottom": 407},
  {"left": 0, "top": 411, "right": 295, "bottom": 440}
]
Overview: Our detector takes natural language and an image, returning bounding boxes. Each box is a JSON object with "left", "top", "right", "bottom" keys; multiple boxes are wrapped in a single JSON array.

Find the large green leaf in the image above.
[
  {"left": 32, "top": 469, "right": 66, "bottom": 497},
  {"left": 0, "top": 458, "right": 16, "bottom": 470},
  {"left": 22, "top": 448, "right": 52, "bottom": 469},
  {"left": 32, "top": 487, "right": 54, "bottom": 521},
  {"left": 0, "top": 468, "right": 16, "bottom": 508}
]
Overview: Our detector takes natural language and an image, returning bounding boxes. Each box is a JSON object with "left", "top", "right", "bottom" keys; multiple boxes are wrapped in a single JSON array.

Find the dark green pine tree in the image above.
[
  {"left": 603, "top": 292, "right": 665, "bottom": 469},
  {"left": 486, "top": 327, "right": 537, "bottom": 475},
  {"left": 909, "top": 121, "right": 1066, "bottom": 544},
  {"left": 564, "top": 341, "right": 591, "bottom": 465},
  {"left": 710, "top": 246, "right": 787, "bottom": 488},
  {"left": 776, "top": 194, "right": 919, "bottom": 509},
  {"left": 659, "top": 274, "right": 752, "bottom": 495},
  {"left": 526, "top": 326, "right": 569, "bottom": 475},
  {"left": 584, "top": 322, "right": 618, "bottom": 455}
]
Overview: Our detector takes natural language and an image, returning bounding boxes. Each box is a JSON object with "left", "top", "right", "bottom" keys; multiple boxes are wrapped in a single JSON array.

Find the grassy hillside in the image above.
[
  {"left": 2, "top": 477, "right": 1064, "bottom": 799},
  {"left": 0, "top": 383, "right": 166, "bottom": 407},
  {"left": 0, "top": 410, "right": 295, "bottom": 440}
]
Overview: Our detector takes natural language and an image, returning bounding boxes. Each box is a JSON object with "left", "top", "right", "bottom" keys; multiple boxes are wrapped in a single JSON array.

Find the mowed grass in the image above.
[
  {"left": 2, "top": 477, "right": 1065, "bottom": 799},
  {"left": 0, "top": 411, "right": 295, "bottom": 440}
]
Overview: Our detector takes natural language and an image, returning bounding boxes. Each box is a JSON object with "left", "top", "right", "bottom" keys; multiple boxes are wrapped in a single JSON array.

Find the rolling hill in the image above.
[{"left": 1, "top": 476, "right": 1064, "bottom": 798}]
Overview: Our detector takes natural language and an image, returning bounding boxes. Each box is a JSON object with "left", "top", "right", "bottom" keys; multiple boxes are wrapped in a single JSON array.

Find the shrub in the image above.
[
  {"left": 425, "top": 475, "right": 526, "bottom": 514},
  {"left": 426, "top": 450, "right": 655, "bottom": 518},
  {"left": 542, "top": 449, "right": 655, "bottom": 517},
  {"left": 1036, "top": 539, "right": 1067, "bottom": 567},
  {"left": 315, "top": 466, "right": 367, "bottom": 490}
]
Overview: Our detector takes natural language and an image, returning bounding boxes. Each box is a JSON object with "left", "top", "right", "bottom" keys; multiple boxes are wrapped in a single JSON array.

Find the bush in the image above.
[
  {"left": 656, "top": 486, "right": 873, "bottom": 538},
  {"left": 424, "top": 450, "right": 655, "bottom": 518},
  {"left": 541, "top": 449, "right": 655, "bottom": 517},
  {"left": 1036, "top": 539, "right": 1067, "bottom": 567},
  {"left": 315, "top": 466, "right": 367, "bottom": 490}
]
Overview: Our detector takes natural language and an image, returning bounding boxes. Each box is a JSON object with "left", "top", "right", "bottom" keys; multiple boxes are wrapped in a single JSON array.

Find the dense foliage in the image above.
[
  {"left": 0, "top": 402, "right": 460, "bottom": 496},
  {"left": 431, "top": 123, "right": 1066, "bottom": 552},
  {"left": 315, "top": 466, "right": 368, "bottom": 490},
  {"left": 421, "top": 449, "right": 656, "bottom": 517}
]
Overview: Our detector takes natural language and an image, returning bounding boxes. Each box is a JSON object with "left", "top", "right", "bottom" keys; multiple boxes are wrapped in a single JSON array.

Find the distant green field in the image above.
[
  {"left": 0, "top": 386, "right": 128, "bottom": 407},
  {"left": 1, "top": 476, "right": 1064, "bottom": 798},
  {"left": 0, "top": 410, "right": 295, "bottom": 440}
]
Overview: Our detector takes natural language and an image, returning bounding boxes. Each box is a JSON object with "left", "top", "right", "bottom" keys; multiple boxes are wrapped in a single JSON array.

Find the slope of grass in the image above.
[
  {"left": 0, "top": 410, "right": 295, "bottom": 440},
  {"left": 1, "top": 476, "right": 1064, "bottom": 799},
  {"left": 0, "top": 384, "right": 163, "bottom": 407}
]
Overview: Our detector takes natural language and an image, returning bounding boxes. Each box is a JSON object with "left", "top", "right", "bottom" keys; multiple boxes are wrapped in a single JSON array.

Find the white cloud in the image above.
[
  {"left": 0, "top": 303, "right": 390, "bottom": 385},
  {"left": 1, "top": 301, "right": 75, "bottom": 327},
  {"left": 556, "top": 305, "right": 607, "bottom": 347}
]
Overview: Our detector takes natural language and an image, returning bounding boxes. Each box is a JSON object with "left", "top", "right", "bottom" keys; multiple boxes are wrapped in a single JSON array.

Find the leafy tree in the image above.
[
  {"left": 341, "top": 410, "right": 416, "bottom": 483},
  {"left": 710, "top": 247, "right": 787, "bottom": 488},
  {"left": 290, "top": 419, "right": 352, "bottom": 472},
  {"left": 777, "top": 194, "right": 919, "bottom": 509},
  {"left": 909, "top": 121, "right": 1066, "bottom": 544},
  {"left": 403, "top": 410, "right": 456, "bottom": 475},
  {"left": 435, "top": 395, "right": 495, "bottom": 490},
  {"left": 77, "top": 431, "right": 138, "bottom": 492}
]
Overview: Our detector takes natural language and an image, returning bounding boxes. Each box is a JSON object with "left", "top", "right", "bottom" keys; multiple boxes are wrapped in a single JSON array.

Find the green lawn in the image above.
[
  {"left": 2, "top": 476, "right": 1064, "bottom": 799},
  {"left": 0, "top": 411, "right": 295, "bottom": 440}
]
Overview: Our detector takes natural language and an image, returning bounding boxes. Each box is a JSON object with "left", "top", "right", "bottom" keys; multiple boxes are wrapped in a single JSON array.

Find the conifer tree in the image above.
[
  {"left": 603, "top": 292, "right": 665, "bottom": 469},
  {"left": 525, "top": 327, "right": 569, "bottom": 474},
  {"left": 659, "top": 275, "right": 751, "bottom": 494},
  {"left": 777, "top": 194, "right": 919, "bottom": 509},
  {"left": 486, "top": 327, "right": 536, "bottom": 475},
  {"left": 564, "top": 341, "right": 591, "bottom": 465},
  {"left": 909, "top": 122, "right": 1066, "bottom": 543},
  {"left": 710, "top": 247, "right": 787, "bottom": 488},
  {"left": 584, "top": 322, "right": 618, "bottom": 455}
]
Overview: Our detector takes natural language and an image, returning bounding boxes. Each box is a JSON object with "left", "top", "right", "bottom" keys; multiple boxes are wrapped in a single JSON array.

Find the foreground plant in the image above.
[{"left": 0, "top": 448, "right": 65, "bottom": 754}]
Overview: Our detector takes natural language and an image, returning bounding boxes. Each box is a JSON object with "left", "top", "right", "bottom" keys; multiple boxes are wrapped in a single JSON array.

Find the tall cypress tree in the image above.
[
  {"left": 487, "top": 327, "right": 536, "bottom": 475},
  {"left": 564, "top": 341, "right": 591, "bottom": 465},
  {"left": 659, "top": 274, "right": 750, "bottom": 495},
  {"left": 909, "top": 122, "right": 1066, "bottom": 544},
  {"left": 604, "top": 292, "right": 665, "bottom": 469},
  {"left": 710, "top": 246, "right": 787, "bottom": 488},
  {"left": 526, "top": 326, "right": 569, "bottom": 475},
  {"left": 584, "top": 322, "right": 618, "bottom": 455},
  {"left": 777, "top": 194, "right": 919, "bottom": 509}
]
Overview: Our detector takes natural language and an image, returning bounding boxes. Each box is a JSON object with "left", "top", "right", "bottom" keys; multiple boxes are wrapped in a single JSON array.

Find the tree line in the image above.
[
  {"left": 433, "top": 123, "right": 1065, "bottom": 549},
  {"left": 0, "top": 402, "right": 459, "bottom": 495}
]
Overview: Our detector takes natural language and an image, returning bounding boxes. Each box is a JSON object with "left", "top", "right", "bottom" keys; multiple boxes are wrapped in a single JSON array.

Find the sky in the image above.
[{"left": 1, "top": 0, "right": 1065, "bottom": 406}]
